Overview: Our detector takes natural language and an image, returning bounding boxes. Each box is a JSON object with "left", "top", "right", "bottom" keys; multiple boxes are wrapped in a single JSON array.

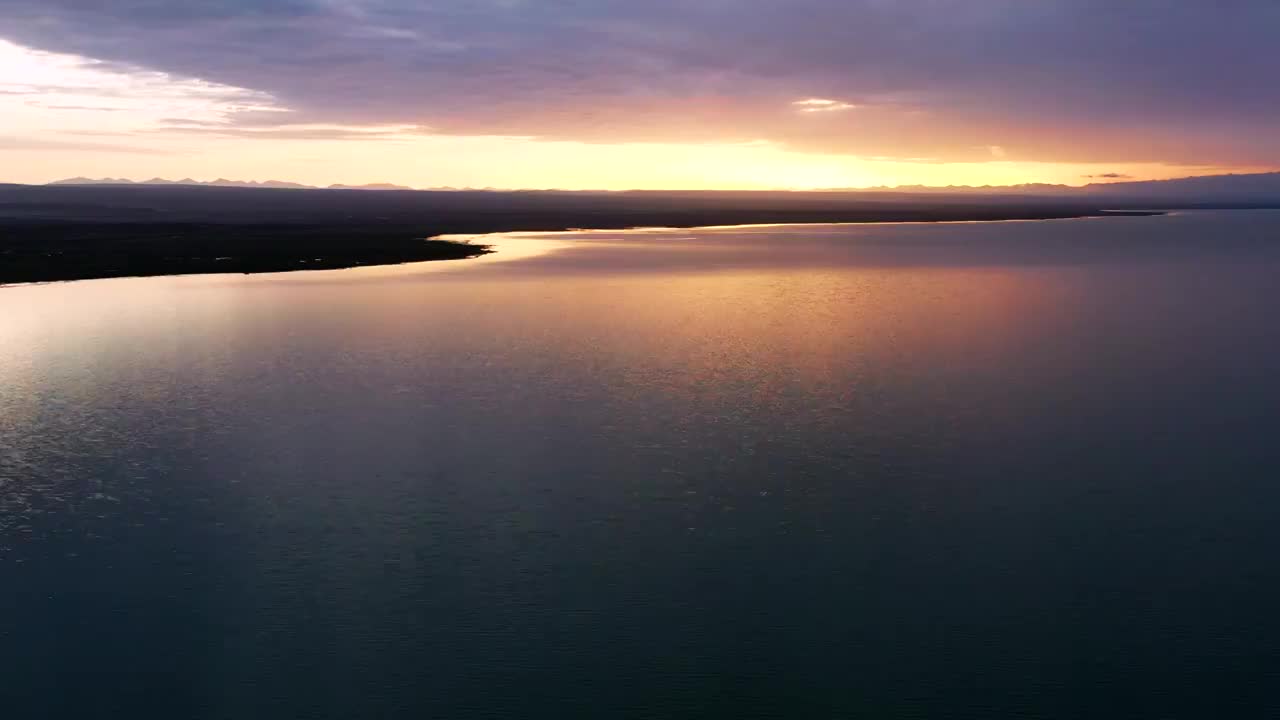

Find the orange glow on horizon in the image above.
[{"left": 0, "top": 39, "right": 1273, "bottom": 192}]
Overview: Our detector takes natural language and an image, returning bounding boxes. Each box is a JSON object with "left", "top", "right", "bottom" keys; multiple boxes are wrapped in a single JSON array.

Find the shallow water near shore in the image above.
[{"left": 4, "top": 211, "right": 1280, "bottom": 718}]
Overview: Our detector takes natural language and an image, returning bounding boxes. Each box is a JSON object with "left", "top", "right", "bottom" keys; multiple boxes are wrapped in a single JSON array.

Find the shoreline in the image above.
[{"left": 0, "top": 209, "right": 1162, "bottom": 286}]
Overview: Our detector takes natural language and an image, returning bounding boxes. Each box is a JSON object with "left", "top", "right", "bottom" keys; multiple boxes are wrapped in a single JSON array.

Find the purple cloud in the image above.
[{"left": 1, "top": 1, "right": 1277, "bottom": 164}]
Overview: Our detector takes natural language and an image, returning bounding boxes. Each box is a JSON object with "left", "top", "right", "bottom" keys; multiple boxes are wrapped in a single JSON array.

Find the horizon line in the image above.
[{"left": 22, "top": 169, "right": 1280, "bottom": 195}]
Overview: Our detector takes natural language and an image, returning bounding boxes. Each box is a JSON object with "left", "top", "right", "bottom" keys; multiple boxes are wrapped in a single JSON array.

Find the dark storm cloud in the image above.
[{"left": 1, "top": 0, "right": 1278, "bottom": 164}]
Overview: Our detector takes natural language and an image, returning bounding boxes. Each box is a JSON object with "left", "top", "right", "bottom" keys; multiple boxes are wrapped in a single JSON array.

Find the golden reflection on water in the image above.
[
  {"left": 0, "top": 220, "right": 1081, "bottom": 554},
  {"left": 0, "top": 222, "right": 1061, "bottom": 390},
  {"left": 6, "top": 212, "right": 1280, "bottom": 720}
]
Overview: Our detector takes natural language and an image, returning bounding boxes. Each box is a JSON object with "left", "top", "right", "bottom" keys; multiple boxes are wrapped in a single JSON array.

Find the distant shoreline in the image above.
[
  {"left": 0, "top": 209, "right": 1164, "bottom": 286},
  {"left": 0, "top": 182, "right": 1171, "bottom": 285}
]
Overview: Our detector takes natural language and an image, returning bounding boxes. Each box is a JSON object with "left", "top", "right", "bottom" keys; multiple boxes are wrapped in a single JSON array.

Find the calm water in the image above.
[{"left": 3, "top": 211, "right": 1280, "bottom": 718}]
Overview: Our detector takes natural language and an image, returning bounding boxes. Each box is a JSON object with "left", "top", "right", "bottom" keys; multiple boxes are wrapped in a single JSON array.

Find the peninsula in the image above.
[{"left": 2, "top": 182, "right": 1168, "bottom": 284}]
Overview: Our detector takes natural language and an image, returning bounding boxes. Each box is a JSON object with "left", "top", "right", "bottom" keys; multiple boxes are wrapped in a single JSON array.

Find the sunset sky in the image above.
[{"left": 2, "top": 1, "right": 1278, "bottom": 190}]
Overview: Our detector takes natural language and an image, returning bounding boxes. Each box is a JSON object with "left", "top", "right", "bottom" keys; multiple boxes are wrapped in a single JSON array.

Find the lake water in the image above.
[{"left": 3, "top": 211, "right": 1280, "bottom": 718}]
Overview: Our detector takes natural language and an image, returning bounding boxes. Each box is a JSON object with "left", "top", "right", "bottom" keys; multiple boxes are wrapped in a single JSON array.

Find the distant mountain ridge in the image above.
[
  {"left": 848, "top": 172, "right": 1280, "bottom": 201},
  {"left": 43, "top": 171, "right": 1280, "bottom": 202},
  {"left": 327, "top": 183, "right": 416, "bottom": 191},
  {"left": 49, "top": 177, "right": 415, "bottom": 191},
  {"left": 858, "top": 182, "right": 1076, "bottom": 194},
  {"left": 1076, "top": 172, "right": 1280, "bottom": 201}
]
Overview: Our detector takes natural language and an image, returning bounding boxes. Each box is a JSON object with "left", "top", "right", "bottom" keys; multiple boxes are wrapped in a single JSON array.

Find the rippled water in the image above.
[{"left": 3, "top": 211, "right": 1280, "bottom": 718}]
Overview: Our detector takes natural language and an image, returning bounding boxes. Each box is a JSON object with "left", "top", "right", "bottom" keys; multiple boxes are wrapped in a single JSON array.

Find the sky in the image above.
[{"left": 1, "top": 1, "right": 1278, "bottom": 190}]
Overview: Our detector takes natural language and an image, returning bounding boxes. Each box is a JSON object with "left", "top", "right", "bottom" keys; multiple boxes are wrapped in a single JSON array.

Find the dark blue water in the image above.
[{"left": 4, "top": 211, "right": 1280, "bottom": 718}]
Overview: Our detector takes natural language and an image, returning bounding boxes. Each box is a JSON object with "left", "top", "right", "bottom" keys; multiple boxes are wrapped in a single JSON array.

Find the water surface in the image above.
[{"left": 3, "top": 211, "right": 1280, "bottom": 718}]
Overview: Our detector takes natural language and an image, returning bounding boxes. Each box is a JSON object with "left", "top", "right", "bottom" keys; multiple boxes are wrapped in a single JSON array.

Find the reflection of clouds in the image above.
[
  {"left": 440, "top": 215, "right": 1194, "bottom": 278},
  {"left": 0, "top": 278, "right": 230, "bottom": 559},
  {"left": 5, "top": 211, "right": 1277, "bottom": 566},
  {"left": 212, "top": 213, "right": 1204, "bottom": 291}
]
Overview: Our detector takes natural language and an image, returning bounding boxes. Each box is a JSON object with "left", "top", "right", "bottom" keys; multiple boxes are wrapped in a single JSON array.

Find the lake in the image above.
[{"left": 3, "top": 211, "right": 1280, "bottom": 718}]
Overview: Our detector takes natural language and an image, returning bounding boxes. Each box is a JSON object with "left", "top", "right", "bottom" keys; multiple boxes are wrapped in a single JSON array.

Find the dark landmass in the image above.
[
  {"left": 46, "top": 170, "right": 1280, "bottom": 202},
  {"left": 0, "top": 182, "right": 1173, "bottom": 284},
  {"left": 0, "top": 220, "right": 491, "bottom": 284},
  {"left": 1077, "top": 171, "right": 1280, "bottom": 203},
  {"left": 52, "top": 177, "right": 419, "bottom": 191},
  {"left": 842, "top": 170, "right": 1280, "bottom": 204}
]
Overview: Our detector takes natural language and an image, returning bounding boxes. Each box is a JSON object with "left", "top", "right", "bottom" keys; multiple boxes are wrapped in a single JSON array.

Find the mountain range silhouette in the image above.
[{"left": 46, "top": 172, "right": 1280, "bottom": 201}]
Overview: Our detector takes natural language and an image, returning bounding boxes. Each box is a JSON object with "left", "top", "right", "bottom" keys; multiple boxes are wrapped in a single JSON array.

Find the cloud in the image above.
[
  {"left": 152, "top": 122, "right": 430, "bottom": 141},
  {"left": 1083, "top": 173, "right": 1134, "bottom": 179},
  {"left": 30, "top": 103, "right": 127, "bottom": 111},
  {"left": 0, "top": 136, "right": 173, "bottom": 154},
  {"left": 0, "top": 1, "right": 1278, "bottom": 165},
  {"left": 793, "top": 98, "right": 857, "bottom": 113},
  {"left": 0, "top": 38, "right": 281, "bottom": 129}
]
